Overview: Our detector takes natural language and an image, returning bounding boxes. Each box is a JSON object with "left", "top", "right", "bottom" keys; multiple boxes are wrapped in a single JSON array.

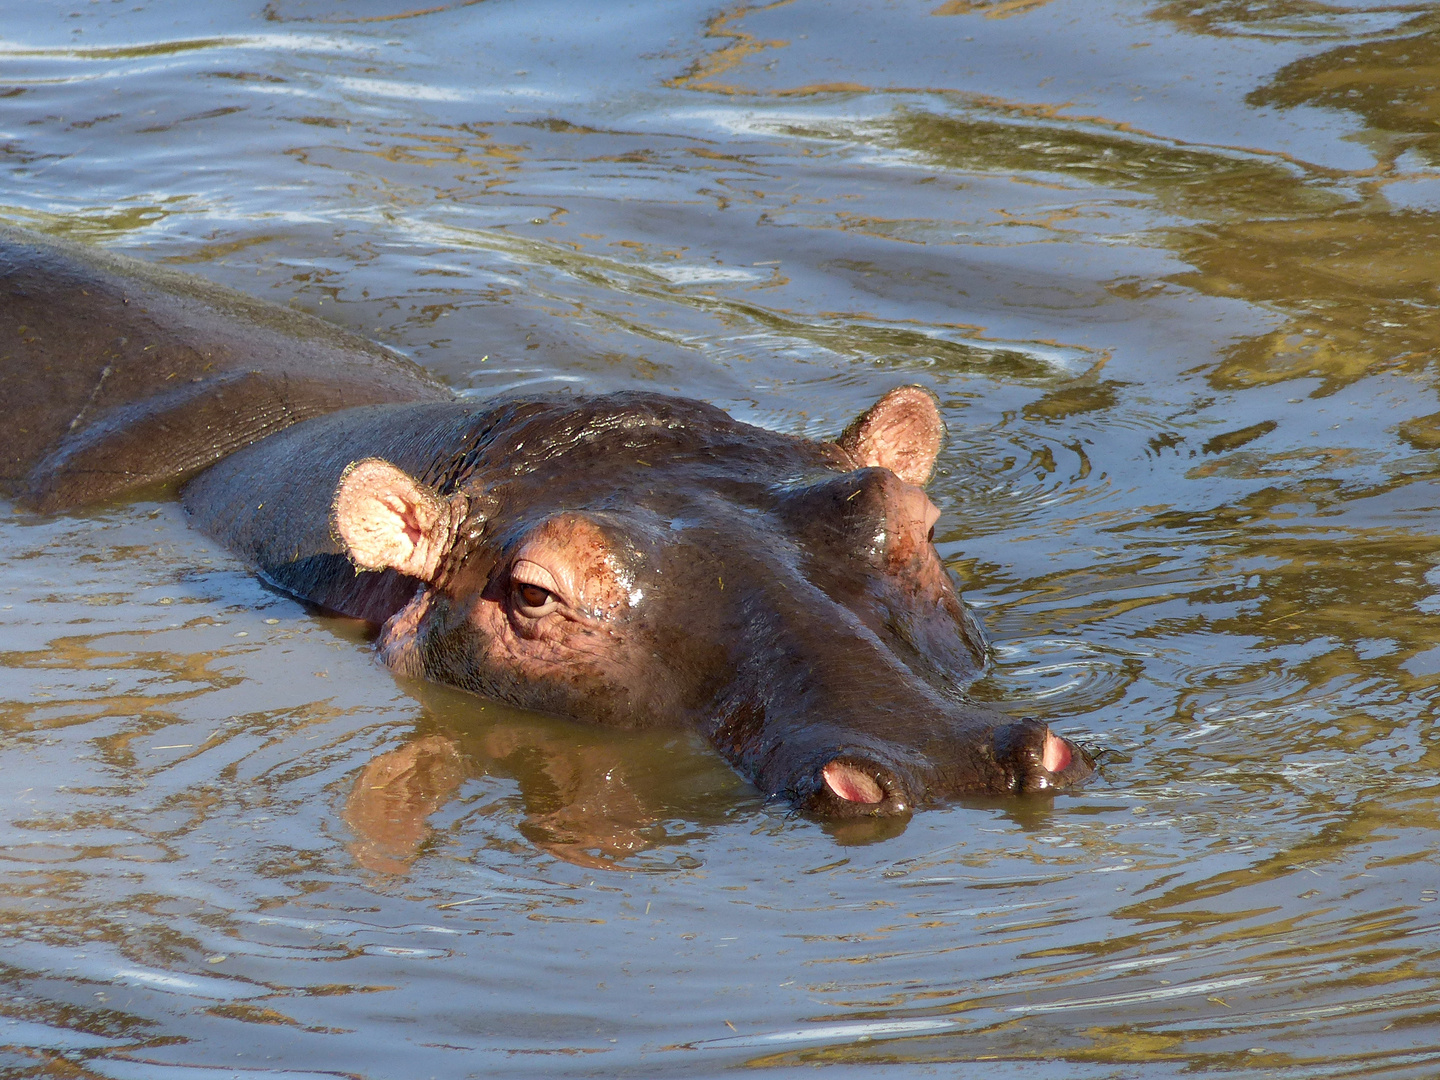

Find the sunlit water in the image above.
[{"left": 3, "top": 1, "right": 1439, "bottom": 1076}]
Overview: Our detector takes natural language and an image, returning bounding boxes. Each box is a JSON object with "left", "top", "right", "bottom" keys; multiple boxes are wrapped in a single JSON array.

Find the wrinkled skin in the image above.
[{"left": 3, "top": 225, "right": 1093, "bottom": 820}]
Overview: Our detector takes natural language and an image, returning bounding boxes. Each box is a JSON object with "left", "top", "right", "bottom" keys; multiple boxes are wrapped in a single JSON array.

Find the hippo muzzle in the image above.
[{"left": 798, "top": 719, "right": 1095, "bottom": 819}]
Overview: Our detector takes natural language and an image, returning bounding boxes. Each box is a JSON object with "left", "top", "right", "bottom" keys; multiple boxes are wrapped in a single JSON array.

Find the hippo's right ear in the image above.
[
  {"left": 332, "top": 459, "right": 466, "bottom": 582},
  {"left": 838, "top": 385, "right": 945, "bottom": 487}
]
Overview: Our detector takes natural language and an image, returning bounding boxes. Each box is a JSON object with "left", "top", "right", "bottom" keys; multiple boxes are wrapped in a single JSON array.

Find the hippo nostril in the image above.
[
  {"left": 822, "top": 760, "right": 885, "bottom": 804},
  {"left": 1042, "top": 730, "right": 1071, "bottom": 774},
  {"left": 995, "top": 718, "right": 1093, "bottom": 793}
]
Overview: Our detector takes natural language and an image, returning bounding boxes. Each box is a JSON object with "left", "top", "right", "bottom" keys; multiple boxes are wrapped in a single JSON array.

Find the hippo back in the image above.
[{"left": 0, "top": 224, "right": 452, "bottom": 512}]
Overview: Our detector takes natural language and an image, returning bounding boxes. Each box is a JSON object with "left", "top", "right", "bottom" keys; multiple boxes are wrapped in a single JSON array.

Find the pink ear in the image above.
[
  {"left": 331, "top": 459, "right": 465, "bottom": 581},
  {"left": 837, "top": 385, "right": 945, "bottom": 486}
]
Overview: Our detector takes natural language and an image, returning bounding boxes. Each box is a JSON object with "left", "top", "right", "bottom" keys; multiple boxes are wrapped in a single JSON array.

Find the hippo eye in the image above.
[
  {"left": 513, "top": 581, "right": 555, "bottom": 612},
  {"left": 509, "top": 558, "right": 565, "bottom": 617}
]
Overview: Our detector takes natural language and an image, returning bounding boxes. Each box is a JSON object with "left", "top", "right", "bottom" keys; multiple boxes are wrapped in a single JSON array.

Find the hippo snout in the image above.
[
  {"left": 992, "top": 718, "right": 1095, "bottom": 793},
  {"left": 798, "top": 719, "right": 1094, "bottom": 819}
]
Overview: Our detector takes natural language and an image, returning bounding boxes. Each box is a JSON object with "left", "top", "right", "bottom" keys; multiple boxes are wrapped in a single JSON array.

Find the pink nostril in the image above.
[
  {"left": 823, "top": 761, "right": 884, "bottom": 804},
  {"left": 1042, "top": 731, "right": 1072, "bottom": 774}
]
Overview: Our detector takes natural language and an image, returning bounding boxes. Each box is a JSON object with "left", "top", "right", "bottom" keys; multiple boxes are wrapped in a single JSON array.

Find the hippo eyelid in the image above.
[{"left": 510, "top": 559, "right": 564, "bottom": 602}]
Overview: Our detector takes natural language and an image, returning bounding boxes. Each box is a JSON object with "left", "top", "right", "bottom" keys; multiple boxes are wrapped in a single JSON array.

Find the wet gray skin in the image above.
[
  {"left": 0, "top": 224, "right": 449, "bottom": 511},
  {"left": 2, "top": 225, "right": 1090, "bottom": 818}
]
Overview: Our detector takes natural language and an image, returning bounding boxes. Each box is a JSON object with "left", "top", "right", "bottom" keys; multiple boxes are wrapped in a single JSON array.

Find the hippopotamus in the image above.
[{"left": 1, "top": 224, "right": 1093, "bottom": 818}]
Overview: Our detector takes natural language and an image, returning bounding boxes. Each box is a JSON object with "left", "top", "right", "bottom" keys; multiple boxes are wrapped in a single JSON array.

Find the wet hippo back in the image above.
[
  {"left": 180, "top": 393, "right": 808, "bottom": 623},
  {"left": 0, "top": 225, "right": 450, "bottom": 512},
  {"left": 185, "top": 399, "right": 525, "bottom": 623}
]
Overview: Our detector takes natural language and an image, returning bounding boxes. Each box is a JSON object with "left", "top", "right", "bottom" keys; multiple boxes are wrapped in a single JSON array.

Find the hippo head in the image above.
[{"left": 329, "top": 386, "right": 1093, "bottom": 817}]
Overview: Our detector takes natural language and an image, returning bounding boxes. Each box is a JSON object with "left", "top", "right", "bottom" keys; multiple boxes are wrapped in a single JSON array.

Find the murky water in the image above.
[{"left": 3, "top": 1, "right": 1439, "bottom": 1075}]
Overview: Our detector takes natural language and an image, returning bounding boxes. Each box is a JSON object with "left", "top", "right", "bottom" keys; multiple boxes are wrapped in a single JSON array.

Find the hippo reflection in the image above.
[
  {"left": 1, "top": 225, "right": 1092, "bottom": 821},
  {"left": 342, "top": 702, "right": 913, "bottom": 874},
  {"left": 342, "top": 707, "right": 737, "bottom": 873}
]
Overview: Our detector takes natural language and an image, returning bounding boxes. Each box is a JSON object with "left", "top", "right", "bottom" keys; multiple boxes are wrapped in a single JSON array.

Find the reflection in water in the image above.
[
  {"left": 1151, "top": 0, "right": 1430, "bottom": 43},
  {"left": 931, "top": 0, "right": 1058, "bottom": 18},
  {"left": 3, "top": 0, "right": 1440, "bottom": 1075},
  {"left": 344, "top": 734, "right": 465, "bottom": 875},
  {"left": 1252, "top": 15, "right": 1440, "bottom": 170},
  {"left": 263, "top": 0, "right": 488, "bottom": 23},
  {"left": 341, "top": 696, "right": 744, "bottom": 873}
]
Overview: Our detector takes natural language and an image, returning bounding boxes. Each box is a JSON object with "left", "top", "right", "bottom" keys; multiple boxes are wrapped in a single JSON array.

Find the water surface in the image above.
[{"left": 2, "top": 1, "right": 1439, "bottom": 1076}]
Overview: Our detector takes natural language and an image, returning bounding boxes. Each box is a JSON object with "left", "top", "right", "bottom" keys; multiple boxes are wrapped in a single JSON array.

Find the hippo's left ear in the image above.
[
  {"left": 332, "top": 459, "right": 466, "bottom": 582},
  {"left": 837, "top": 385, "right": 945, "bottom": 486}
]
